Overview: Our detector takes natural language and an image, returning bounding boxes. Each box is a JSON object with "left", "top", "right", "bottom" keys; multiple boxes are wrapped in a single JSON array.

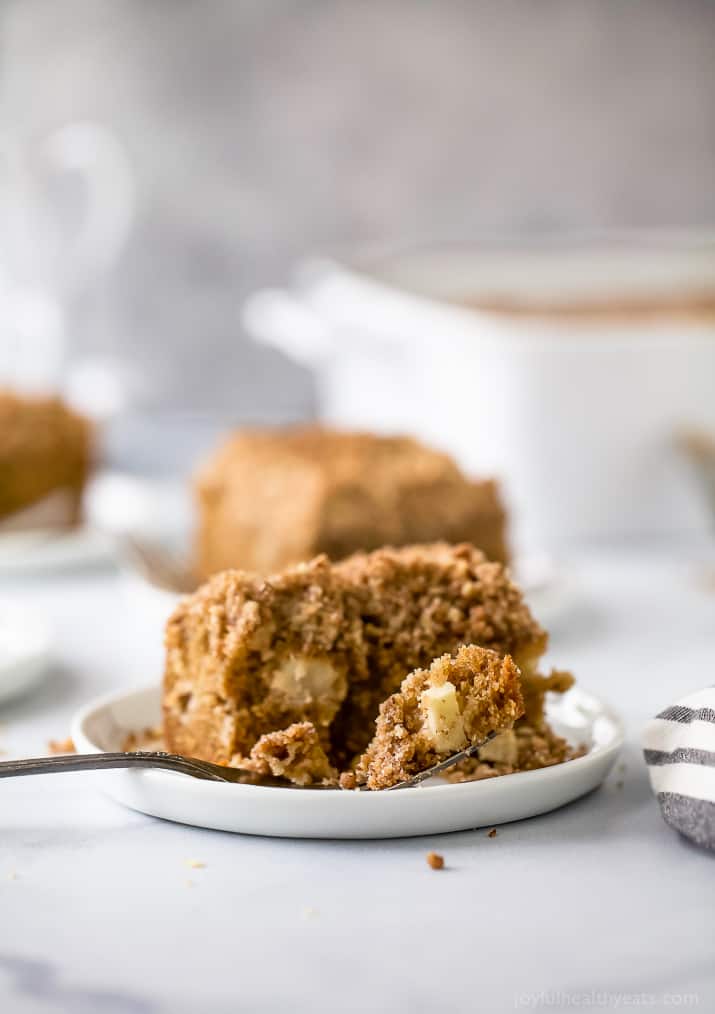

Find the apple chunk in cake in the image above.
[{"left": 345, "top": 646, "right": 524, "bottom": 790}]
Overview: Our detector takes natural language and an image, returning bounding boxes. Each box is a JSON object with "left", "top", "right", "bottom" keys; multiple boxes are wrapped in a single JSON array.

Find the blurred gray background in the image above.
[{"left": 2, "top": 0, "right": 715, "bottom": 436}]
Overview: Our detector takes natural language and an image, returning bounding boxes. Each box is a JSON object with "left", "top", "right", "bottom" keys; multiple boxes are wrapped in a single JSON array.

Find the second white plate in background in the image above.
[{"left": 0, "top": 603, "right": 51, "bottom": 705}]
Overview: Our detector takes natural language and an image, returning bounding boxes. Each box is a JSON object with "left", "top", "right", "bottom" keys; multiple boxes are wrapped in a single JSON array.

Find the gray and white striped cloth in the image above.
[{"left": 643, "top": 686, "right": 715, "bottom": 850}]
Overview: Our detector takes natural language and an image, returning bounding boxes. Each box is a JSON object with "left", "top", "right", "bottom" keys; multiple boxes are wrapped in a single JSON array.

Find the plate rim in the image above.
[{"left": 0, "top": 524, "right": 114, "bottom": 573}]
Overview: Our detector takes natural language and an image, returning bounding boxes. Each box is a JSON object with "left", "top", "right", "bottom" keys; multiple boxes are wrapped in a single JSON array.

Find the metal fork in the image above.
[
  {"left": 0, "top": 751, "right": 251, "bottom": 783},
  {"left": 120, "top": 536, "right": 198, "bottom": 594},
  {"left": 386, "top": 730, "right": 498, "bottom": 789},
  {"left": 0, "top": 733, "right": 498, "bottom": 789}
]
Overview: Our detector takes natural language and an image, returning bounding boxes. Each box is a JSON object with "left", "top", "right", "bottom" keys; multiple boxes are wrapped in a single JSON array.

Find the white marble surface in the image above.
[{"left": 0, "top": 545, "right": 713, "bottom": 1014}]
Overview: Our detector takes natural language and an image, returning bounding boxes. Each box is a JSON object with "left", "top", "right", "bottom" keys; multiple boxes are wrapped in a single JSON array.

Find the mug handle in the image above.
[
  {"left": 242, "top": 288, "right": 333, "bottom": 368},
  {"left": 42, "top": 122, "right": 135, "bottom": 294}
]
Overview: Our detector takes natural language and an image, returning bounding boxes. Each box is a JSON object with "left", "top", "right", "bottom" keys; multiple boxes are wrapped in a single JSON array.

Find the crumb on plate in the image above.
[
  {"left": 122, "top": 725, "right": 164, "bottom": 752},
  {"left": 47, "top": 737, "right": 76, "bottom": 755},
  {"left": 487, "top": 828, "right": 497, "bottom": 838},
  {"left": 426, "top": 851, "right": 444, "bottom": 870}
]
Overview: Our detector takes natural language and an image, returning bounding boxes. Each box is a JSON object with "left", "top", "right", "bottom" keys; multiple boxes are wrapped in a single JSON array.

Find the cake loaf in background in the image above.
[
  {"left": 194, "top": 426, "right": 508, "bottom": 578},
  {"left": 0, "top": 389, "right": 93, "bottom": 529}
]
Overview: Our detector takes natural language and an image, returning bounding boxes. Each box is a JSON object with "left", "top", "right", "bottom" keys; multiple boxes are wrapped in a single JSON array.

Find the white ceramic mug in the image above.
[{"left": 243, "top": 235, "right": 715, "bottom": 548}]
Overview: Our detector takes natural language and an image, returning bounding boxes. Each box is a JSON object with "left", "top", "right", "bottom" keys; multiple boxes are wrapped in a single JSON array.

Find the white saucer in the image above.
[
  {"left": 512, "top": 552, "right": 576, "bottom": 627},
  {"left": 72, "top": 685, "right": 624, "bottom": 839},
  {"left": 0, "top": 604, "right": 51, "bottom": 705}
]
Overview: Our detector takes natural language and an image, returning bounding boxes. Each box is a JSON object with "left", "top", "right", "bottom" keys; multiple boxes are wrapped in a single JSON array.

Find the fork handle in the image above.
[{"left": 0, "top": 751, "right": 225, "bottom": 781}]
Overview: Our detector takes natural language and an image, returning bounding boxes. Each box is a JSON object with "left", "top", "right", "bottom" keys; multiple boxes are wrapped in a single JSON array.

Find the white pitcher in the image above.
[
  {"left": 0, "top": 121, "right": 134, "bottom": 401},
  {"left": 243, "top": 235, "right": 715, "bottom": 548}
]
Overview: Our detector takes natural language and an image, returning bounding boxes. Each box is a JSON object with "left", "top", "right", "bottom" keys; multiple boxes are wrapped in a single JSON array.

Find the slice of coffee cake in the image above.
[
  {"left": 344, "top": 645, "right": 524, "bottom": 790},
  {"left": 163, "top": 543, "right": 553, "bottom": 778},
  {"left": 194, "top": 427, "right": 508, "bottom": 579},
  {"left": 0, "top": 390, "right": 92, "bottom": 526}
]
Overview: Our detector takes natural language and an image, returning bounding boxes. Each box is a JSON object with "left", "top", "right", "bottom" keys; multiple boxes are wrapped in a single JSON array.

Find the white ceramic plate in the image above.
[
  {"left": 72, "top": 685, "right": 624, "bottom": 839},
  {"left": 0, "top": 603, "right": 51, "bottom": 705}
]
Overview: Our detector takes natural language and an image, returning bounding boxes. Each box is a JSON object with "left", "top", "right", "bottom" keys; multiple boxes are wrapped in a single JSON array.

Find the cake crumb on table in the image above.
[
  {"left": 426, "top": 851, "right": 444, "bottom": 870},
  {"left": 47, "top": 737, "right": 75, "bottom": 755},
  {"left": 186, "top": 859, "right": 205, "bottom": 869},
  {"left": 487, "top": 828, "right": 497, "bottom": 838},
  {"left": 122, "top": 725, "right": 164, "bottom": 752}
]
